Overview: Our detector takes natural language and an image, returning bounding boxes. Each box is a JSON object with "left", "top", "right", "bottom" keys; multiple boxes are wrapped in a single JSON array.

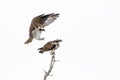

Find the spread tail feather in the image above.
[
  {"left": 37, "top": 47, "right": 43, "bottom": 50},
  {"left": 37, "top": 48, "right": 44, "bottom": 53},
  {"left": 24, "top": 37, "right": 33, "bottom": 44},
  {"left": 39, "top": 50, "right": 44, "bottom": 53}
]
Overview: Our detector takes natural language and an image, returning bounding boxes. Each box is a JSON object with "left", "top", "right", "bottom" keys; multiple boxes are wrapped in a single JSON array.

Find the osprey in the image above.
[
  {"left": 38, "top": 39, "right": 62, "bottom": 54},
  {"left": 24, "top": 13, "right": 59, "bottom": 44}
]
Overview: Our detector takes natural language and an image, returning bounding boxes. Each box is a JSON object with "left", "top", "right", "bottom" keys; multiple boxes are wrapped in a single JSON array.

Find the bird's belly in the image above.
[{"left": 32, "top": 29, "right": 41, "bottom": 40}]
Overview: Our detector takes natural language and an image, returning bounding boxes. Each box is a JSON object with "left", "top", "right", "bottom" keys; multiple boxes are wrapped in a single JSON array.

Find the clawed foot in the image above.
[
  {"left": 50, "top": 50, "right": 55, "bottom": 55},
  {"left": 38, "top": 37, "right": 45, "bottom": 40}
]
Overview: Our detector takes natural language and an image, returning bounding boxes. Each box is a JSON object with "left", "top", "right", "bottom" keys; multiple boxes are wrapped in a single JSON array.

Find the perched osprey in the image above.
[
  {"left": 24, "top": 13, "right": 60, "bottom": 44},
  {"left": 37, "top": 39, "right": 62, "bottom": 54}
]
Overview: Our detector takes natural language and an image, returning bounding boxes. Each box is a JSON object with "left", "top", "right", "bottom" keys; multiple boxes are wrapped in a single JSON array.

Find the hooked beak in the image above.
[
  {"left": 54, "top": 13, "right": 59, "bottom": 16},
  {"left": 56, "top": 39, "right": 62, "bottom": 42},
  {"left": 59, "top": 39, "right": 62, "bottom": 42}
]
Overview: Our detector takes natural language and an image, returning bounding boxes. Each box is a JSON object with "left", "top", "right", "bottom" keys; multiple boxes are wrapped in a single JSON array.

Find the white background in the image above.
[{"left": 0, "top": 0, "right": 120, "bottom": 80}]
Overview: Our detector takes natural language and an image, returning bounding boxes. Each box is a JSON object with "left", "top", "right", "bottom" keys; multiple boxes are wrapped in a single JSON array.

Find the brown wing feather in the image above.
[
  {"left": 41, "top": 41, "right": 55, "bottom": 51},
  {"left": 42, "top": 13, "right": 59, "bottom": 27},
  {"left": 29, "top": 13, "right": 59, "bottom": 35},
  {"left": 29, "top": 15, "right": 43, "bottom": 34}
]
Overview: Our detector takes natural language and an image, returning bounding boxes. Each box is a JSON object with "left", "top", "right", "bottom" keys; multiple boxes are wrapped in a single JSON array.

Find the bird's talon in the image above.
[{"left": 39, "top": 37, "right": 45, "bottom": 40}]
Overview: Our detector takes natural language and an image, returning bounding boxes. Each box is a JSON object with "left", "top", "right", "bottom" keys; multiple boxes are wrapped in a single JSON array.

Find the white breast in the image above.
[
  {"left": 54, "top": 44, "right": 59, "bottom": 50},
  {"left": 51, "top": 42, "right": 59, "bottom": 50},
  {"left": 32, "top": 28, "right": 41, "bottom": 40}
]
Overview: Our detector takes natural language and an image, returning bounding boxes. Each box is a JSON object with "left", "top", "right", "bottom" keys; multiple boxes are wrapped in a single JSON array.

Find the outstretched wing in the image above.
[
  {"left": 29, "top": 13, "right": 59, "bottom": 34},
  {"left": 42, "top": 13, "right": 59, "bottom": 27},
  {"left": 29, "top": 14, "right": 45, "bottom": 34}
]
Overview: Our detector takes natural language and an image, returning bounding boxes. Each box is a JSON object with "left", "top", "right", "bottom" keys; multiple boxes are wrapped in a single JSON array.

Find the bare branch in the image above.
[
  {"left": 43, "top": 52, "right": 56, "bottom": 80},
  {"left": 42, "top": 69, "right": 47, "bottom": 74}
]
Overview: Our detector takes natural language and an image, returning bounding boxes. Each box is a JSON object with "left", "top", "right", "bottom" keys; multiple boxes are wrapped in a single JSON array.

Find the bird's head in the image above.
[{"left": 54, "top": 39, "right": 62, "bottom": 43}]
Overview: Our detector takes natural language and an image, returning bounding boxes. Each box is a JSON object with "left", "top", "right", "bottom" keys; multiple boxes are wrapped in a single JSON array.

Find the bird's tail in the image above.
[
  {"left": 39, "top": 50, "right": 44, "bottom": 53},
  {"left": 37, "top": 48, "right": 44, "bottom": 53},
  {"left": 24, "top": 37, "right": 33, "bottom": 44}
]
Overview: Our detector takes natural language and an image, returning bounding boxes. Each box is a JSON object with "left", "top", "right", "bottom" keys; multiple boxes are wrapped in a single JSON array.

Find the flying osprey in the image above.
[
  {"left": 37, "top": 39, "right": 62, "bottom": 54},
  {"left": 24, "top": 13, "right": 59, "bottom": 44}
]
